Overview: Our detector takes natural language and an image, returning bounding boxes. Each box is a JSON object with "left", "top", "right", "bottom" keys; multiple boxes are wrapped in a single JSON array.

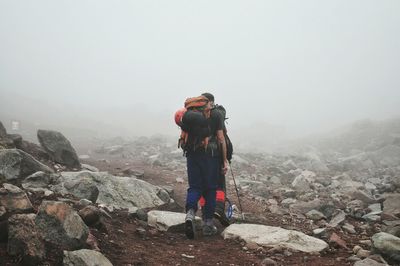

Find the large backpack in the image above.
[
  {"left": 213, "top": 104, "right": 234, "bottom": 163},
  {"left": 175, "top": 96, "right": 211, "bottom": 153}
]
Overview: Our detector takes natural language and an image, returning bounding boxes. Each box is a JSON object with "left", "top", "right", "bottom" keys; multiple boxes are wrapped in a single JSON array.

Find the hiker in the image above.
[
  {"left": 198, "top": 92, "right": 232, "bottom": 226},
  {"left": 179, "top": 95, "right": 228, "bottom": 239}
]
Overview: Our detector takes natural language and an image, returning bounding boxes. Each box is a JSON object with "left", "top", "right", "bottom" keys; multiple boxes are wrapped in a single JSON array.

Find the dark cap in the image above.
[{"left": 201, "top": 92, "right": 214, "bottom": 102}]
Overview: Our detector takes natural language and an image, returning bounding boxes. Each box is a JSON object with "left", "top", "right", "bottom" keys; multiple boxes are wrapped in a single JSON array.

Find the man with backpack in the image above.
[
  {"left": 177, "top": 95, "right": 228, "bottom": 239},
  {"left": 199, "top": 92, "right": 232, "bottom": 226}
]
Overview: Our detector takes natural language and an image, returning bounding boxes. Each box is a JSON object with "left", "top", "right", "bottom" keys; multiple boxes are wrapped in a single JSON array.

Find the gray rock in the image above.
[
  {"left": 147, "top": 211, "right": 202, "bottom": 232},
  {"left": 291, "top": 175, "right": 310, "bottom": 191},
  {"left": 328, "top": 210, "right": 346, "bottom": 228},
  {"left": 362, "top": 211, "right": 382, "bottom": 222},
  {"left": 222, "top": 224, "right": 328, "bottom": 253},
  {"left": 7, "top": 214, "right": 45, "bottom": 264},
  {"left": 368, "top": 203, "right": 382, "bottom": 213},
  {"left": 0, "top": 183, "right": 33, "bottom": 212},
  {"left": 372, "top": 232, "right": 400, "bottom": 262},
  {"left": 35, "top": 201, "right": 89, "bottom": 250},
  {"left": 78, "top": 206, "right": 102, "bottom": 227},
  {"left": 63, "top": 249, "right": 113, "bottom": 266},
  {"left": 261, "top": 257, "right": 278, "bottom": 266},
  {"left": 342, "top": 223, "right": 356, "bottom": 234},
  {"left": 156, "top": 188, "right": 171, "bottom": 203},
  {"left": 37, "top": 130, "right": 81, "bottom": 169},
  {"left": 63, "top": 178, "right": 99, "bottom": 203},
  {"left": 281, "top": 198, "right": 297, "bottom": 207},
  {"left": 382, "top": 220, "right": 400, "bottom": 237},
  {"left": 353, "top": 258, "right": 386, "bottom": 266},
  {"left": 22, "top": 171, "right": 54, "bottom": 193},
  {"left": 313, "top": 228, "right": 327, "bottom": 236},
  {"left": 52, "top": 171, "right": 166, "bottom": 210},
  {"left": 0, "top": 149, "right": 53, "bottom": 182},
  {"left": 350, "top": 189, "right": 376, "bottom": 205},
  {"left": 383, "top": 194, "right": 400, "bottom": 219},
  {"left": 81, "top": 164, "right": 99, "bottom": 172},
  {"left": 306, "top": 210, "right": 326, "bottom": 221},
  {"left": 289, "top": 199, "right": 322, "bottom": 215}
]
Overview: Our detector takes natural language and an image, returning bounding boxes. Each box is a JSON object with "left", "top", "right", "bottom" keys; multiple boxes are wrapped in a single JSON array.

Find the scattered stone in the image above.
[
  {"left": 356, "top": 248, "right": 370, "bottom": 259},
  {"left": 382, "top": 220, "right": 400, "bottom": 237},
  {"left": 359, "top": 239, "right": 372, "bottom": 247},
  {"left": 147, "top": 211, "right": 202, "bottom": 232},
  {"left": 122, "top": 167, "right": 144, "bottom": 178},
  {"left": 63, "top": 249, "right": 112, "bottom": 266},
  {"left": 372, "top": 232, "right": 400, "bottom": 262},
  {"left": 261, "top": 257, "right": 278, "bottom": 266},
  {"left": 382, "top": 194, "right": 400, "bottom": 220},
  {"left": 0, "top": 183, "right": 33, "bottom": 212},
  {"left": 306, "top": 210, "right": 326, "bottom": 221},
  {"left": 342, "top": 223, "right": 356, "bottom": 234},
  {"left": 176, "top": 177, "right": 184, "bottom": 183},
  {"left": 362, "top": 211, "right": 382, "bottom": 222},
  {"left": 353, "top": 258, "right": 386, "bottom": 266},
  {"left": 81, "top": 164, "right": 99, "bottom": 172},
  {"left": 368, "top": 203, "right": 382, "bottom": 213},
  {"left": 222, "top": 224, "right": 328, "bottom": 253},
  {"left": 79, "top": 199, "right": 93, "bottom": 207},
  {"left": 351, "top": 189, "right": 376, "bottom": 205},
  {"left": 79, "top": 206, "right": 102, "bottom": 227},
  {"left": 22, "top": 171, "right": 53, "bottom": 192},
  {"left": 329, "top": 232, "right": 348, "bottom": 249},
  {"left": 328, "top": 210, "right": 346, "bottom": 228},
  {"left": 313, "top": 228, "right": 327, "bottom": 236}
]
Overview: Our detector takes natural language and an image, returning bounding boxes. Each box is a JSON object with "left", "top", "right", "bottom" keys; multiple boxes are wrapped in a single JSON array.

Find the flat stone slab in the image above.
[
  {"left": 222, "top": 224, "right": 328, "bottom": 253},
  {"left": 147, "top": 211, "right": 202, "bottom": 232}
]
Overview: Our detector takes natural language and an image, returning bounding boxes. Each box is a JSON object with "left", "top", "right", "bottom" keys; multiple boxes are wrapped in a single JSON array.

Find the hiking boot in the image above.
[
  {"left": 202, "top": 224, "right": 218, "bottom": 236},
  {"left": 202, "top": 218, "right": 218, "bottom": 236},
  {"left": 214, "top": 211, "right": 231, "bottom": 227},
  {"left": 185, "top": 209, "right": 196, "bottom": 239}
]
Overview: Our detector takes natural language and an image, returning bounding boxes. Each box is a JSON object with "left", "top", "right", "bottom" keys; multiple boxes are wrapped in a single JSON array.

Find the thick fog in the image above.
[{"left": 1, "top": 1, "right": 399, "bottom": 150}]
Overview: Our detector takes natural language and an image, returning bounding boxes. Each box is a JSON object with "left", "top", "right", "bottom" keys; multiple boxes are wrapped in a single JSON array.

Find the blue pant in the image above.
[{"left": 185, "top": 152, "right": 220, "bottom": 219}]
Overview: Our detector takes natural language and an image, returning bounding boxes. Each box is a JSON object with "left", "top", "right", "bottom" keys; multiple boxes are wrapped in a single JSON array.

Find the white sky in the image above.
[{"left": 1, "top": 1, "right": 399, "bottom": 138}]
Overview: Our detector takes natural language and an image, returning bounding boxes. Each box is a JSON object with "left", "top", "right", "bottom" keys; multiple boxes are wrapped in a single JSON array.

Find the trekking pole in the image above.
[{"left": 228, "top": 162, "right": 245, "bottom": 220}]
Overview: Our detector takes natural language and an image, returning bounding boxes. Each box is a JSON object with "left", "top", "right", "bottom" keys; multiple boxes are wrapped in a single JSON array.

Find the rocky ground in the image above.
[{"left": 1, "top": 119, "right": 400, "bottom": 265}]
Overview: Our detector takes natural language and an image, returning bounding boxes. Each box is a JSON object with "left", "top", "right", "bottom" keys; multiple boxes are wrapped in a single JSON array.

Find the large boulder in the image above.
[
  {"left": 222, "top": 224, "right": 328, "bottom": 253},
  {"left": 0, "top": 149, "right": 53, "bottom": 183},
  {"left": 37, "top": 130, "right": 81, "bottom": 169},
  {"left": 35, "top": 201, "right": 89, "bottom": 250},
  {"left": 7, "top": 214, "right": 45, "bottom": 265},
  {"left": 0, "top": 183, "right": 33, "bottom": 212},
  {"left": 51, "top": 171, "right": 167, "bottom": 210},
  {"left": 63, "top": 249, "right": 113, "bottom": 266}
]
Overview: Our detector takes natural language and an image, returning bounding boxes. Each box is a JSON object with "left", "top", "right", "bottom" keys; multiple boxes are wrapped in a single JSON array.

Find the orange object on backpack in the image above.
[{"left": 184, "top": 96, "right": 209, "bottom": 110}]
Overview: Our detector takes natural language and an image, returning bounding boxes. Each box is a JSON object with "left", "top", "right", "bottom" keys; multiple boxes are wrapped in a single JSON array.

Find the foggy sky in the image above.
[{"left": 1, "top": 1, "right": 399, "bottom": 140}]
